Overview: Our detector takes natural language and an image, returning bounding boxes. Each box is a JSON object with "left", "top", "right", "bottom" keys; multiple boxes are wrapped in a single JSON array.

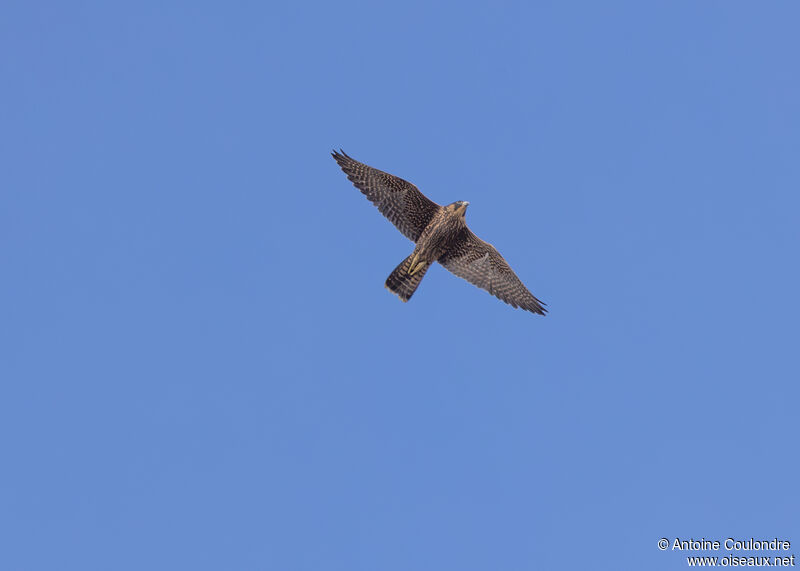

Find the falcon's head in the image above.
[{"left": 446, "top": 201, "right": 469, "bottom": 217}]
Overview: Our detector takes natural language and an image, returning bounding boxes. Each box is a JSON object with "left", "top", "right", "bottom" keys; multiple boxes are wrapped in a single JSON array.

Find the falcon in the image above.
[{"left": 332, "top": 150, "right": 547, "bottom": 315}]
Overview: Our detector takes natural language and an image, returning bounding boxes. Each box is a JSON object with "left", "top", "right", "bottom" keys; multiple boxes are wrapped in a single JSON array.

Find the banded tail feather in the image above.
[{"left": 385, "top": 254, "right": 430, "bottom": 302}]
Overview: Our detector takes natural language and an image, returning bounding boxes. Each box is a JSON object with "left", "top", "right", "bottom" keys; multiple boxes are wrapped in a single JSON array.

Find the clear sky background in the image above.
[{"left": 2, "top": 1, "right": 799, "bottom": 570}]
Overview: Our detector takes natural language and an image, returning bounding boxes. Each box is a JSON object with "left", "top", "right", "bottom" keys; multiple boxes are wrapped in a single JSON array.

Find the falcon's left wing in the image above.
[{"left": 438, "top": 229, "right": 547, "bottom": 315}]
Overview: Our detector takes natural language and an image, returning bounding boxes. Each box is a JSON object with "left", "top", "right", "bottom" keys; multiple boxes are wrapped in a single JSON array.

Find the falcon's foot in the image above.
[{"left": 408, "top": 252, "right": 427, "bottom": 275}]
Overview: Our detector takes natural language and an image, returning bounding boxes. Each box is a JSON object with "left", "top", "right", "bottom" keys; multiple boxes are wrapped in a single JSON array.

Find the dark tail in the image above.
[{"left": 385, "top": 254, "right": 430, "bottom": 302}]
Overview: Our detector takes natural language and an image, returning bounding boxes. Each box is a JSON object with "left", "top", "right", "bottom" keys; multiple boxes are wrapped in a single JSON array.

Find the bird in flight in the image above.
[{"left": 332, "top": 150, "right": 547, "bottom": 315}]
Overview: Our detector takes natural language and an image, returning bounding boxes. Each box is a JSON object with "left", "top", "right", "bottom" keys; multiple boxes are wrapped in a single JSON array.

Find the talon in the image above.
[
  {"left": 409, "top": 260, "right": 426, "bottom": 275},
  {"left": 408, "top": 253, "right": 420, "bottom": 274}
]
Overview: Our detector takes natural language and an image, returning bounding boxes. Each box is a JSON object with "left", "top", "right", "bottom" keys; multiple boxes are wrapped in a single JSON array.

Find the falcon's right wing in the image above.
[{"left": 332, "top": 150, "right": 440, "bottom": 242}]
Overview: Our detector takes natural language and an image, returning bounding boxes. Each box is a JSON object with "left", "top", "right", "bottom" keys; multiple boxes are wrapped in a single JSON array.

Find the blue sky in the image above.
[{"left": 2, "top": 1, "right": 799, "bottom": 569}]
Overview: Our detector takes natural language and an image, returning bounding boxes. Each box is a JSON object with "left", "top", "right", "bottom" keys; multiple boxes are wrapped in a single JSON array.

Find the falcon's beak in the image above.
[{"left": 455, "top": 201, "right": 469, "bottom": 216}]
